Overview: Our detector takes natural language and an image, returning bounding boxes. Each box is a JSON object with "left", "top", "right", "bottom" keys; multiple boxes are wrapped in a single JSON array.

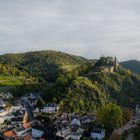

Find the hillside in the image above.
[
  {"left": 42, "top": 56, "right": 140, "bottom": 112},
  {"left": 0, "top": 50, "right": 88, "bottom": 82},
  {"left": 0, "top": 51, "right": 139, "bottom": 112},
  {"left": 0, "top": 64, "right": 40, "bottom": 96},
  {"left": 121, "top": 60, "right": 140, "bottom": 74}
]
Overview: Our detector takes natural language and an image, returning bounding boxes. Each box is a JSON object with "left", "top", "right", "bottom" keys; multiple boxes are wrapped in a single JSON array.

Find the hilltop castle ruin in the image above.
[{"left": 93, "top": 56, "right": 119, "bottom": 73}]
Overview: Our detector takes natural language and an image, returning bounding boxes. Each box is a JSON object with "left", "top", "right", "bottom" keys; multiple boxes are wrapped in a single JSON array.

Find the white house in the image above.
[
  {"left": 56, "top": 127, "right": 71, "bottom": 140},
  {"left": 0, "top": 99, "right": 5, "bottom": 107},
  {"left": 70, "top": 128, "right": 84, "bottom": 140},
  {"left": 11, "top": 105, "right": 21, "bottom": 112},
  {"left": 14, "top": 126, "right": 28, "bottom": 137},
  {"left": 33, "top": 108, "right": 40, "bottom": 113},
  {"left": 0, "top": 117, "right": 5, "bottom": 124},
  {"left": 71, "top": 118, "right": 81, "bottom": 126},
  {"left": 91, "top": 128, "right": 105, "bottom": 140},
  {"left": 41, "top": 103, "right": 59, "bottom": 113}
]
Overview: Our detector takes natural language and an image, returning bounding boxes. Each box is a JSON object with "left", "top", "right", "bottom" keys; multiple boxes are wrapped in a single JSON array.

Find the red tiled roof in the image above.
[
  {"left": 4, "top": 130, "right": 16, "bottom": 137},
  {"left": 23, "top": 123, "right": 32, "bottom": 129},
  {"left": 24, "top": 135, "right": 32, "bottom": 140}
]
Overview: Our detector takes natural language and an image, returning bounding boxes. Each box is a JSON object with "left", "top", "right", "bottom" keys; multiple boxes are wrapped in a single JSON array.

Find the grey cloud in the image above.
[{"left": 0, "top": 0, "right": 140, "bottom": 61}]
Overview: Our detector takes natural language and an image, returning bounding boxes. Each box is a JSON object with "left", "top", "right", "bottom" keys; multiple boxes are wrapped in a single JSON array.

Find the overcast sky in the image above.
[{"left": 0, "top": 0, "right": 140, "bottom": 61}]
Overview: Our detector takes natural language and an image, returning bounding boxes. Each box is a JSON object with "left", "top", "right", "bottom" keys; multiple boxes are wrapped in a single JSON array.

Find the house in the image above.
[
  {"left": 70, "top": 128, "right": 84, "bottom": 140},
  {"left": 0, "top": 92, "right": 13, "bottom": 99},
  {"left": 23, "top": 134, "right": 32, "bottom": 140},
  {"left": 0, "top": 107, "right": 7, "bottom": 117},
  {"left": 4, "top": 126, "right": 29, "bottom": 140},
  {"left": 71, "top": 118, "right": 81, "bottom": 126},
  {"left": 91, "top": 127, "right": 105, "bottom": 140},
  {"left": 79, "top": 116, "right": 93, "bottom": 124},
  {"left": 32, "top": 121, "right": 57, "bottom": 140},
  {"left": 56, "top": 127, "right": 71, "bottom": 140},
  {"left": 32, "top": 126, "right": 44, "bottom": 139},
  {"left": 0, "top": 124, "right": 9, "bottom": 133},
  {"left": 23, "top": 122, "right": 32, "bottom": 129},
  {"left": 33, "top": 107, "right": 40, "bottom": 113},
  {"left": 11, "top": 103, "right": 21, "bottom": 112},
  {"left": 4, "top": 130, "right": 17, "bottom": 139},
  {"left": 71, "top": 133, "right": 82, "bottom": 140},
  {"left": 14, "top": 126, "right": 29, "bottom": 137},
  {"left": 11, "top": 117, "right": 23, "bottom": 122},
  {"left": 28, "top": 98, "right": 37, "bottom": 107},
  {"left": 0, "top": 99, "right": 6, "bottom": 107},
  {"left": 41, "top": 103, "right": 59, "bottom": 113},
  {"left": 0, "top": 117, "right": 5, "bottom": 124},
  {"left": 0, "top": 107, "right": 6, "bottom": 113}
]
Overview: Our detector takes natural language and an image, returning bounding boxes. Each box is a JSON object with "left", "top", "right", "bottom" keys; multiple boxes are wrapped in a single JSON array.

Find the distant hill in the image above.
[
  {"left": 120, "top": 60, "right": 140, "bottom": 74},
  {"left": 0, "top": 50, "right": 87, "bottom": 66},
  {"left": 0, "top": 50, "right": 88, "bottom": 82}
]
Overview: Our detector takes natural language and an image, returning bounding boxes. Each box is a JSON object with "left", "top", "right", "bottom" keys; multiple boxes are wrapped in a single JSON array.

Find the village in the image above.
[{"left": 0, "top": 92, "right": 139, "bottom": 140}]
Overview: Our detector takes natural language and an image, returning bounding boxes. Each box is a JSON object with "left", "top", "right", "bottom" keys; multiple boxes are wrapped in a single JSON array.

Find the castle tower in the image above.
[{"left": 114, "top": 57, "right": 118, "bottom": 71}]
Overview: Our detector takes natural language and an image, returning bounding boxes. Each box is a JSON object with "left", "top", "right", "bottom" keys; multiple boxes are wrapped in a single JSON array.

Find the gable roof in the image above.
[
  {"left": 23, "top": 123, "right": 32, "bottom": 129},
  {"left": 24, "top": 134, "right": 32, "bottom": 140},
  {"left": 4, "top": 130, "right": 16, "bottom": 137}
]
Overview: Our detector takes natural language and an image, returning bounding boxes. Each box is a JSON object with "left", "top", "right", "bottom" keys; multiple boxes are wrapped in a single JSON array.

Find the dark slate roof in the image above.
[
  {"left": 15, "top": 126, "right": 25, "bottom": 132},
  {"left": 32, "top": 123, "right": 57, "bottom": 140},
  {"left": 44, "top": 103, "right": 58, "bottom": 107},
  {"left": 0, "top": 107, "right": 5, "bottom": 110},
  {"left": 92, "top": 127, "right": 104, "bottom": 134}
]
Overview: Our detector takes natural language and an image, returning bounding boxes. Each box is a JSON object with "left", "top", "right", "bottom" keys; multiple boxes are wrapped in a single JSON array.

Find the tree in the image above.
[
  {"left": 36, "top": 99, "right": 45, "bottom": 111},
  {"left": 96, "top": 103, "right": 123, "bottom": 132},
  {"left": 4, "top": 120, "right": 11, "bottom": 125},
  {"left": 56, "top": 75, "right": 68, "bottom": 86},
  {"left": 5, "top": 100, "right": 12, "bottom": 108},
  {"left": 122, "top": 108, "right": 132, "bottom": 124}
]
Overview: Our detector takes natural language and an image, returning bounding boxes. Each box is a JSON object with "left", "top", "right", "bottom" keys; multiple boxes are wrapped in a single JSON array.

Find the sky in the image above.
[{"left": 0, "top": 0, "right": 140, "bottom": 61}]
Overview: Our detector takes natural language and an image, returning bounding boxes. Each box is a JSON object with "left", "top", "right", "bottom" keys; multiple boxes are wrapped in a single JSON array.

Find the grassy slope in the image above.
[{"left": 0, "top": 75, "right": 39, "bottom": 93}]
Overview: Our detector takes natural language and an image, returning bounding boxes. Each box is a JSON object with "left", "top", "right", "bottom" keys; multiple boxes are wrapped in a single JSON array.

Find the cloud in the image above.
[{"left": 0, "top": 0, "right": 140, "bottom": 61}]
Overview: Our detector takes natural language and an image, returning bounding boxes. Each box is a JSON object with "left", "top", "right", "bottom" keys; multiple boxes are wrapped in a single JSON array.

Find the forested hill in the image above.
[
  {"left": 0, "top": 50, "right": 89, "bottom": 82},
  {"left": 0, "top": 50, "right": 139, "bottom": 113},
  {"left": 121, "top": 60, "right": 140, "bottom": 74},
  {"left": 0, "top": 50, "right": 87, "bottom": 66}
]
